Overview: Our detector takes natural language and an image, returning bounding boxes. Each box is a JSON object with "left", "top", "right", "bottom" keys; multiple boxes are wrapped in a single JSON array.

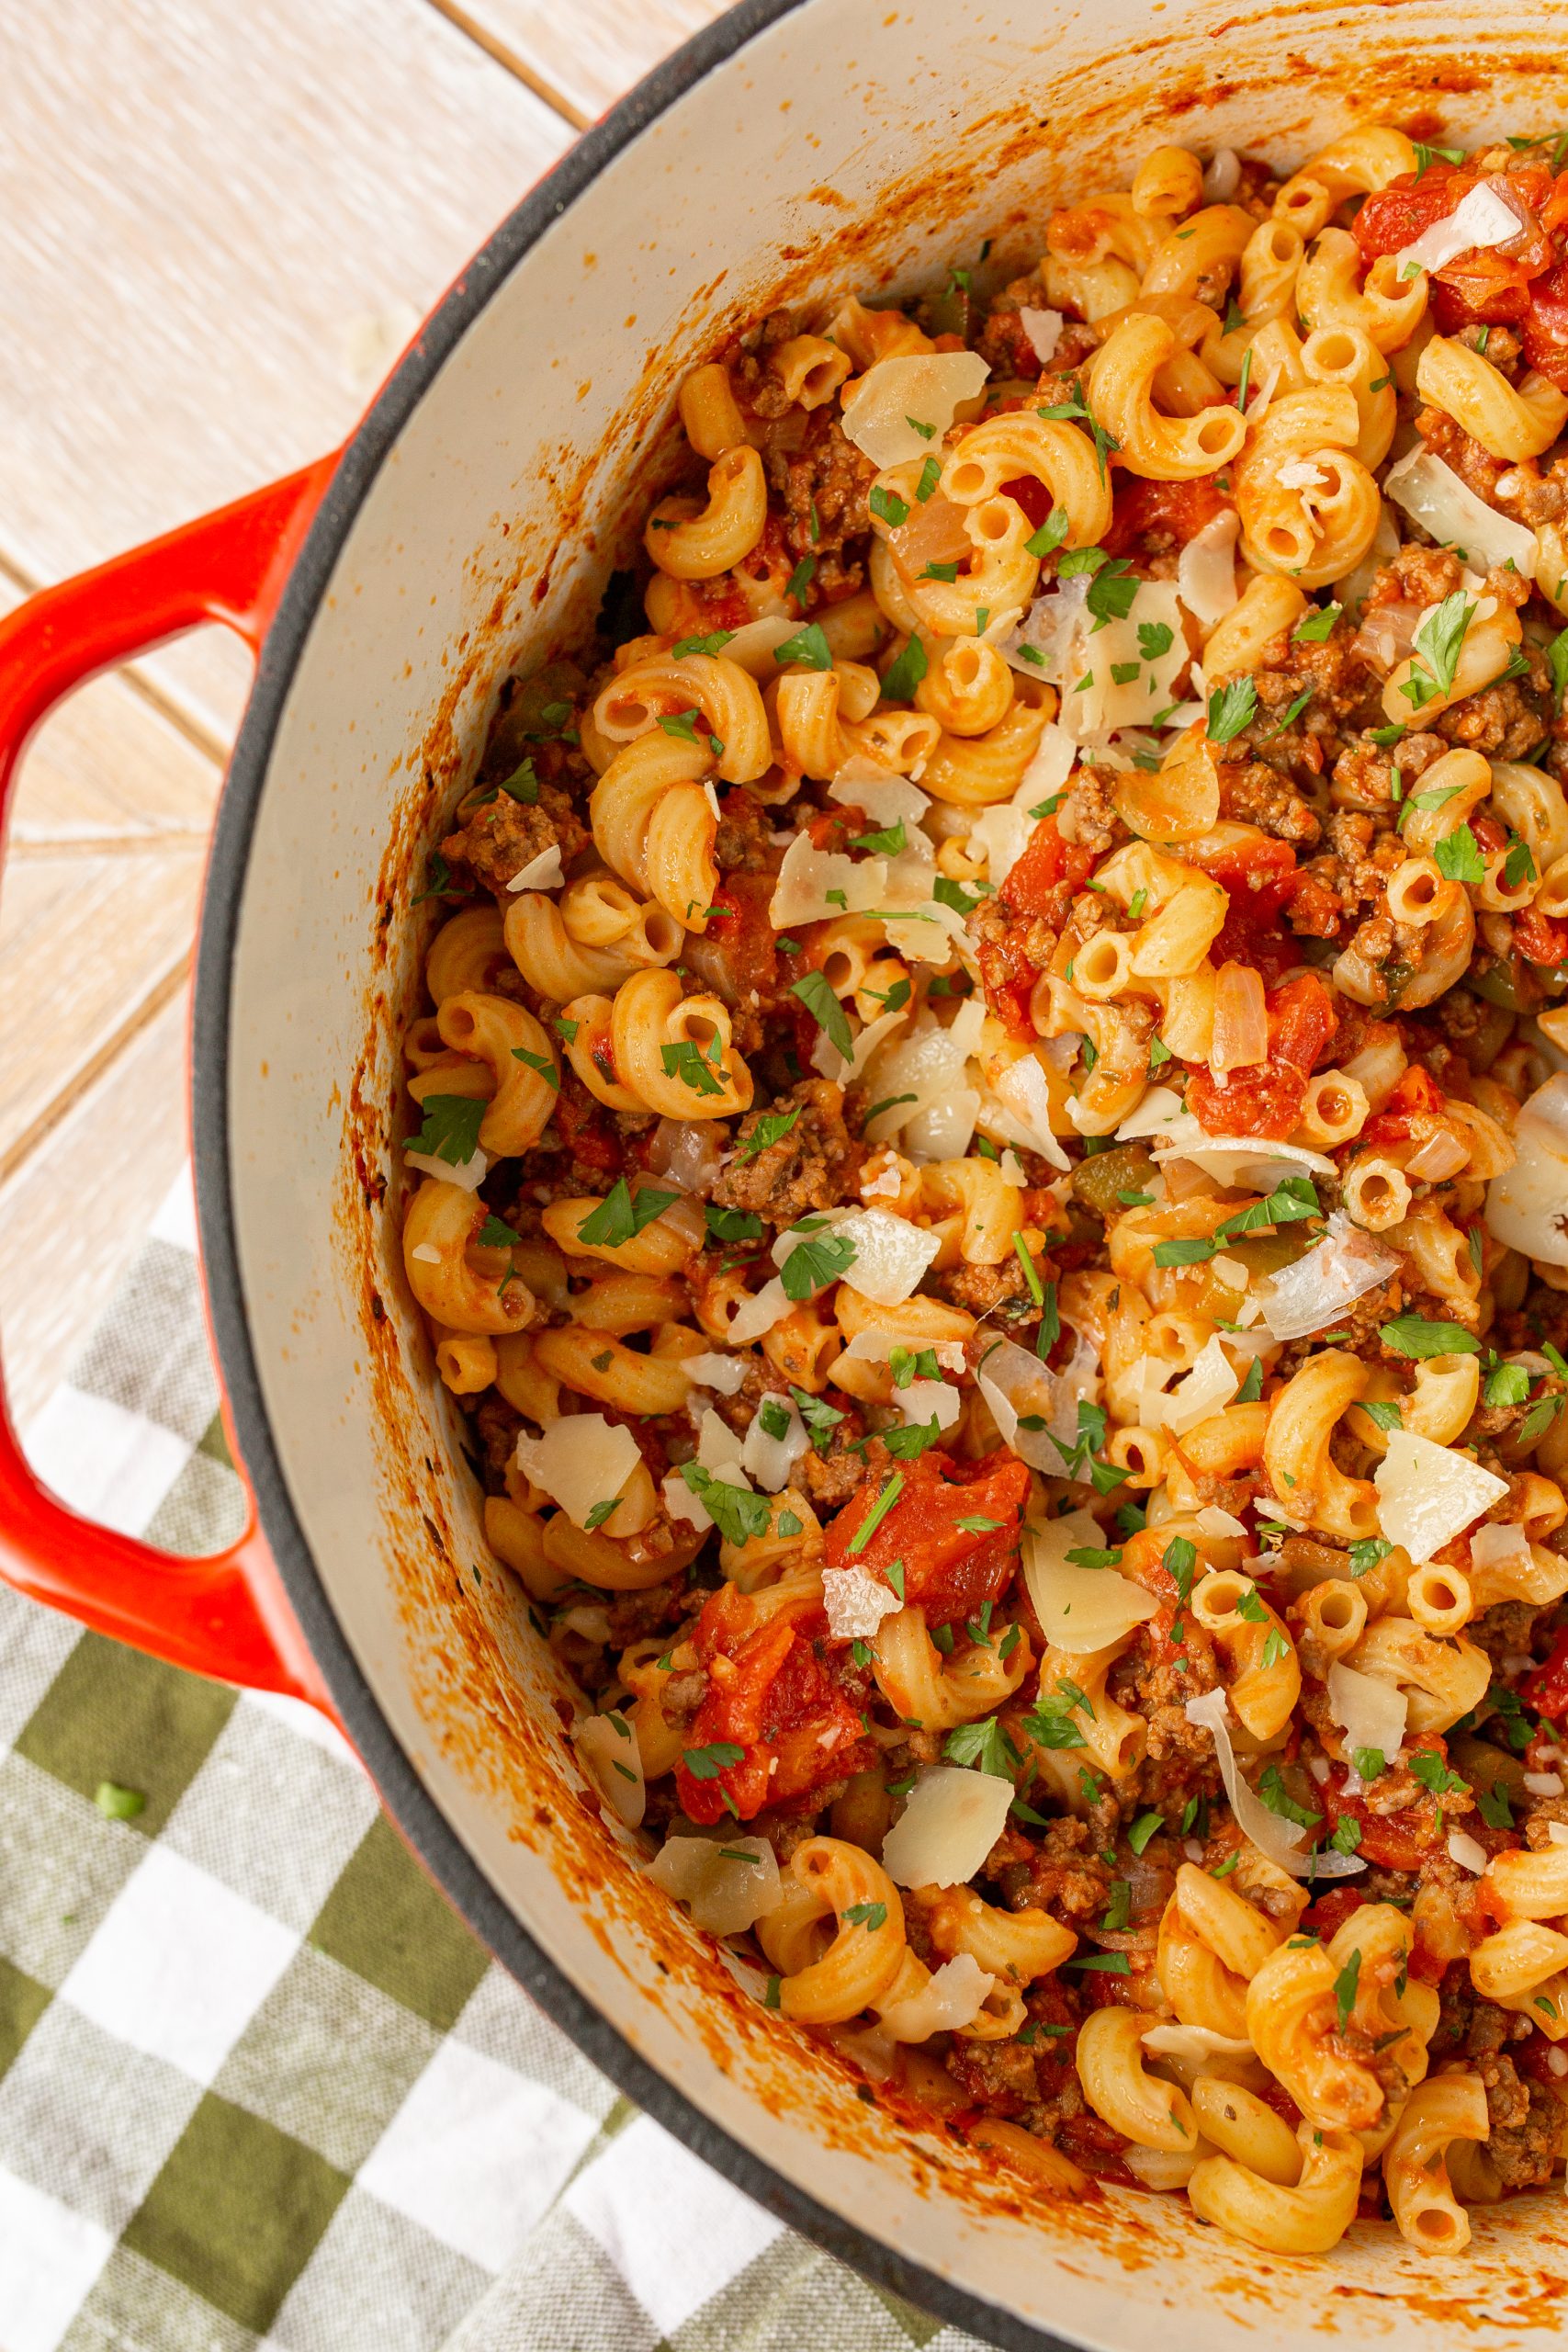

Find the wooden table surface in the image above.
[{"left": 0, "top": 0, "right": 728, "bottom": 1430}]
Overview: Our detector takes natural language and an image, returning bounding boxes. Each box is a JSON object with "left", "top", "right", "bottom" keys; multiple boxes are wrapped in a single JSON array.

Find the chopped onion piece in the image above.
[
  {"left": 1203, "top": 149, "right": 1241, "bottom": 200},
  {"left": 1153, "top": 1135, "right": 1337, "bottom": 1186},
  {"left": 513, "top": 1416, "right": 645, "bottom": 1532},
  {"left": 1486, "top": 1073, "right": 1568, "bottom": 1264},
  {"left": 1327, "top": 1660, "right": 1408, "bottom": 1762},
  {"left": 1256, "top": 1211, "right": 1399, "bottom": 1342},
  {"left": 573, "top": 1710, "right": 645, "bottom": 1826},
  {"left": 1184, "top": 1687, "right": 1365, "bottom": 1879},
  {"left": 822, "top": 1564, "right": 902, "bottom": 1641},
  {"left": 1447, "top": 1830, "right": 1488, "bottom": 1876},
  {"left": 1177, "top": 510, "right": 1240, "bottom": 628},
  {"left": 881, "top": 1766, "right": 1012, "bottom": 1888},
  {"left": 878, "top": 1951, "right": 997, "bottom": 2039},
  {"left": 1018, "top": 306, "right": 1064, "bottom": 366},
  {"left": 1383, "top": 447, "right": 1539, "bottom": 582},
  {"left": 649, "top": 1118, "right": 723, "bottom": 1191},
  {"left": 840, "top": 351, "right": 991, "bottom": 469},
  {"left": 1021, "top": 1507, "right": 1159, "bottom": 1650},
  {"left": 644, "top": 1834, "right": 781, "bottom": 1934},
  {"left": 1374, "top": 1430, "right": 1510, "bottom": 1561}
]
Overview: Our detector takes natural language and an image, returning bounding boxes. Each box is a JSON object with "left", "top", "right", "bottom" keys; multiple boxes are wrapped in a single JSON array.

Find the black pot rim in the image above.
[{"left": 192, "top": 10, "right": 1079, "bottom": 2345}]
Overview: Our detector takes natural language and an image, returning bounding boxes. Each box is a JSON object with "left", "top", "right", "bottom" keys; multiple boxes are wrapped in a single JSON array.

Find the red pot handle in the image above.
[{"left": 0, "top": 457, "right": 343, "bottom": 1706}]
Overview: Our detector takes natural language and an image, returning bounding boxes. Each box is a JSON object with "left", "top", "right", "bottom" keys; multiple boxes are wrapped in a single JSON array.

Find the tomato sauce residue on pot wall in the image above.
[{"left": 321, "top": 8, "right": 1568, "bottom": 2321}]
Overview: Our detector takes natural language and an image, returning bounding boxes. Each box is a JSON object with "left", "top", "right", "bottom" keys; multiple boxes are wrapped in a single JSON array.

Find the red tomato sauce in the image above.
[
  {"left": 1523, "top": 1627, "right": 1568, "bottom": 1718},
  {"left": 1102, "top": 476, "right": 1231, "bottom": 556},
  {"left": 1356, "top": 1060, "right": 1447, "bottom": 1148},
  {"left": 705, "top": 868, "right": 785, "bottom": 1004},
  {"left": 823, "top": 1451, "right": 1031, "bottom": 1626}
]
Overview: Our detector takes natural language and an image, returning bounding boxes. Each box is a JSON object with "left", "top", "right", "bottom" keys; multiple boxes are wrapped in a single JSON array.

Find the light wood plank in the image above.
[
  {"left": 430, "top": 0, "right": 727, "bottom": 125},
  {"left": 0, "top": 846, "right": 203, "bottom": 1181},
  {"left": 0, "top": 0, "right": 574, "bottom": 746},
  {"left": 0, "top": 570, "right": 222, "bottom": 846},
  {"left": 0, "top": 990, "right": 190, "bottom": 1430}
]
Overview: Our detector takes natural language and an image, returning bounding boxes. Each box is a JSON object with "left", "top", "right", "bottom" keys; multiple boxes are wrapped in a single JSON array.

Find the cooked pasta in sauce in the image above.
[{"left": 401, "top": 122, "right": 1568, "bottom": 2256}]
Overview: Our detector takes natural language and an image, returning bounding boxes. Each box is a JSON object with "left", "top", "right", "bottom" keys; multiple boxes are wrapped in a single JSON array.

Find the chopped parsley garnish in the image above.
[
  {"left": 1292, "top": 603, "right": 1341, "bottom": 644},
  {"left": 790, "top": 1387, "right": 845, "bottom": 1453},
  {"left": 705, "top": 1204, "right": 763, "bottom": 1245},
  {"left": 849, "top": 1474, "right": 904, "bottom": 1554},
  {"left": 583, "top": 1498, "right": 621, "bottom": 1532},
  {"left": 1348, "top": 1537, "right": 1393, "bottom": 1578},
  {"left": 677, "top": 1467, "right": 773, "bottom": 1546},
  {"left": 660, "top": 1036, "right": 727, "bottom": 1096},
  {"left": 736, "top": 1104, "right": 802, "bottom": 1160},
  {"left": 682, "top": 1740, "right": 746, "bottom": 1780},
  {"left": 844, "top": 1900, "right": 889, "bottom": 1931},
  {"left": 773, "top": 622, "right": 833, "bottom": 672},
  {"left": 1379, "top": 1317, "right": 1480, "bottom": 1359},
  {"left": 1256, "top": 1763, "right": 1320, "bottom": 1830},
  {"left": 942, "top": 1717, "right": 1019, "bottom": 1777},
  {"left": 1434, "top": 823, "right": 1485, "bottom": 886},
  {"left": 477, "top": 1215, "right": 523, "bottom": 1250},
  {"left": 1025, "top": 507, "right": 1070, "bottom": 559},
  {"left": 784, "top": 556, "right": 816, "bottom": 609},
  {"left": 1206, "top": 677, "right": 1258, "bottom": 743},
  {"left": 1408, "top": 1751, "right": 1469, "bottom": 1800},
  {"left": 779, "top": 1223, "right": 857, "bottom": 1301},
  {"left": 1334, "top": 1948, "right": 1361, "bottom": 2032},
  {"left": 409, "top": 1094, "right": 486, "bottom": 1166},
  {"left": 1127, "top": 1812, "right": 1163, "bottom": 1856},
  {"left": 869, "top": 484, "right": 910, "bottom": 528},
  {"left": 790, "top": 971, "right": 853, "bottom": 1060},
  {"left": 879, "top": 634, "right": 929, "bottom": 703},
  {"left": 577, "top": 1177, "right": 680, "bottom": 1249},
  {"left": 1398, "top": 591, "right": 1473, "bottom": 711},
  {"left": 672, "top": 629, "right": 735, "bottom": 658}
]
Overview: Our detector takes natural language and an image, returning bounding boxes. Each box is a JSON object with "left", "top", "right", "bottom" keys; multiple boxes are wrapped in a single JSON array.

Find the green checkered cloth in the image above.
[{"left": 4, "top": 1174, "right": 983, "bottom": 2352}]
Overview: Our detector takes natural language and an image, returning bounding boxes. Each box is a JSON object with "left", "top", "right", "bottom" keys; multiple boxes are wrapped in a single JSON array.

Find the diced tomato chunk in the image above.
[
  {"left": 675, "top": 1583, "right": 873, "bottom": 1825},
  {"left": 1299, "top": 1886, "right": 1368, "bottom": 1941},
  {"left": 1523, "top": 1629, "right": 1568, "bottom": 1720},
  {"left": 1358, "top": 1061, "right": 1447, "bottom": 1148},
  {"left": 1517, "top": 905, "right": 1568, "bottom": 967},
  {"left": 1102, "top": 476, "right": 1231, "bottom": 556},
  {"left": 823, "top": 1451, "right": 1030, "bottom": 1626},
  {"left": 705, "top": 867, "right": 783, "bottom": 1003},
  {"left": 1524, "top": 256, "right": 1568, "bottom": 390},
  {"left": 1000, "top": 816, "right": 1095, "bottom": 920},
  {"left": 1187, "top": 971, "right": 1337, "bottom": 1140},
  {"left": 1001, "top": 473, "right": 1053, "bottom": 531},
  {"left": 1353, "top": 165, "right": 1477, "bottom": 265}
]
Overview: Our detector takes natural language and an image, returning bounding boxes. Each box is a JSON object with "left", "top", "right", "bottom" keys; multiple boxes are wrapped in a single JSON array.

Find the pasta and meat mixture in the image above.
[{"left": 402, "top": 122, "right": 1568, "bottom": 2256}]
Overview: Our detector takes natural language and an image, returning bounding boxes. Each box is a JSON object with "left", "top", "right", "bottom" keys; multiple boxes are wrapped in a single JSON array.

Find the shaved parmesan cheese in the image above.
[
  {"left": 1115, "top": 1086, "right": 1190, "bottom": 1143},
  {"left": 968, "top": 800, "right": 1034, "bottom": 888},
  {"left": 823, "top": 1563, "right": 902, "bottom": 1641},
  {"left": 505, "top": 843, "right": 564, "bottom": 892},
  {"left": 1018, "top": 306, "right": 1064, "bottom": 366},
  {"left": 1150, "top": 1335, "right": 1240, "bottom": 1436},
  {"left": 1256, "top": 1212, "right": 1400, "bottom": 1342},
  {"left": 1547, "top": 1822, "right": 1568, "bottom": 1847},
  {"left": 1278, "top": 460, "right": 1326, "bottom": 491},
  {"left": 1049, "top": 1329, "right": 1102, "bottom": 1445},
  {"left": 644, "top": 1834, "right": 781, "bottom": 1934},
  {"left": 769, "top": 831, "right": 888, "bottom": 928},
  {"left": 663, "top": 1469, "right": 710, "bottom": 1531},
  {"left": 573, "top": 1709, "right": 645, "bottom": 1826},
  {"left": 741, "top": 1396, "right": 808, "bottom": 1491},
  {"left": 1023, "top": 1511, "right": 1160, "bottom": 1650},
  {"left": 1177, "top": 510, "right": 1240, "bottom": 628},
  {"left": 811, "top": 1005, "right": 908, "bottom": 1084},
  {"left": 844, "top": 1331, "right": 967, "bottom": 1374},
  {"left": 1447, "top": 1830, "right": 1488, "bottom": 1876},
  {"left": 1185, "top": 1687, "right": 1365, "bottom": 1879},
  {"left": 949, "top": 998, "right": 987, "bottom": 1055},
  {"left": 827, "top": 767, "right": 931, "bottom": 827},
  {"left": 990, "top": 1054, "right": 1072, "bottom": 1171},
  {"left": 1004, "top": 577, "right": 1187, "bottom": 741},
  {"left": 682, "top": 1351, "right": 748, "bottom": 1396},
  {"left": 1327, "top": 1660, "right": 1408, "bottom": 1762},
  {"left": 1486, "top": 1073, "right": 1568, "bottom": 1264},
  {"left": 406, "top": 1147, "right": 489, "bottom": 1192},
  {"left": 897, "top": 1377, "right": 962, "bottom": 1430},
  {"left": 833, "top": 1207, "right": 942, "bottom": 1306},
  {"left": 1472, "top": 1520, "right": 1530, "bottom": 1572},
  {"left": 978, "top": 1339, "right": 1064, "bottom": 1474},
  {"left": 1014, "top": 721, "right": 1078, "bottom": 808},
  {"left": 864, "top": 1020, "right": 981, "bottom": 1159},
  {"left": 1528, "top": 1770, "right": 1566, "bottom": 1796},
  {"left": 728, "top": 1278, "right": 794, "bottom": 1343},
  {"left": 840, "top": 351, "right": 991, "bottom": 469},
  {"left": 1196, "top": 1505, "right": 1248, "bottom": 1540},
  {"left": 1374, "top": 1430, "right": 1510, "bottom": 1562},
  {"left": 1383, "top": 447, "right": 1539, "bottom": 582},
  {"left": 513, "top": 1415, "right": 645, "bottom": 1532},
  {"left": 879, "top": 1952, "right": 997, "bottom": 2039},
  {"left": 1396, "top": 181, "right": 1527, "bottom": 278},
  {"left": 409, "top": 1242, "right": 442, "bottom": 1265},
  {"left": 713, "top": 615, "right": 802, "bottom": 675},
  {"left": 881, "top": 1766, "right": 1012, "bottom": 1888},
  {"left": 1142, "top": 2021, "right": 1253, "bottom": 2067}
]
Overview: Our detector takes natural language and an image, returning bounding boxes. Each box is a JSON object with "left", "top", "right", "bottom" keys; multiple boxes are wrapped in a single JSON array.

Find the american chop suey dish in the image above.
[{"left": 399, "top": 122, "right": 1568, "bottom": 2259}]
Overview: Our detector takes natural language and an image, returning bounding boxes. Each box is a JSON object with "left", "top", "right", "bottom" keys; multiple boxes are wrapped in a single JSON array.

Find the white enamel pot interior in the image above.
[{"left": 196, "top": 0, "right": 1568, "bottom": 2342}]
